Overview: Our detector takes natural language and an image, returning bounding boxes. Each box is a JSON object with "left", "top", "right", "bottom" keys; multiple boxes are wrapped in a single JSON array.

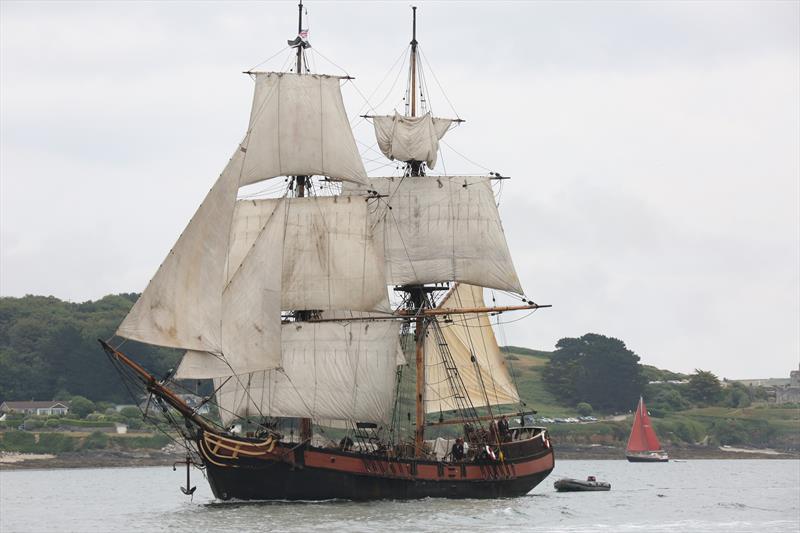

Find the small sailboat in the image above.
[{"left": 626, "top": 397, "right": 669, "bottom": 462}]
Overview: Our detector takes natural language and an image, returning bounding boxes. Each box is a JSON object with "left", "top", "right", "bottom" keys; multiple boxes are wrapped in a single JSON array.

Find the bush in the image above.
[
  {"left": 58, "top": 418, "right": 115, "bottom": 428},
  {"left": 69, "top": 396, "right": 95, "bottom": 419},
  {"left": 504, "top": 354, "right": 519, "bottom": 361},
  {"left": 95, "top": 401, "right": 114, "bottom": 412},
  {"left": 576, "top": 402, "right": 593, "bottom": 416},
  {"left": 81, "top": 431, "right": 109, "bottom": 450},
  {"left": 36, "top": 433, "right": 75, "bottom": 453},
  {"left": 0, "top": 430, "right": 36, "bottom": 452},
  {"left": 119, "top": 407, "right": 142, "bottom": 419},
  {"left": 44, "top": 419, "right": 62, "bottom": 428},
  {"left": 125, "top": 418, "right": 144, "bottom": 430},
  {"left": 23, "top": 418, "right": 43, "bottom": 430}
]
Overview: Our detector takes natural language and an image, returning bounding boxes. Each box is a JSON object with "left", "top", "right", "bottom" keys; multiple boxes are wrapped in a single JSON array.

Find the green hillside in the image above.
[{"left": 501, "top": 346, "right": 578, "bottom": 416}]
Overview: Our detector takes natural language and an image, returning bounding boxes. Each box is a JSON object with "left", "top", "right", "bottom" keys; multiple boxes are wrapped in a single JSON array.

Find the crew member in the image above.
[
  {"left": 498, "top": 415, "right": 510, "bottom": 442},
  {"left": 451, "top": 437, "right": 465, "bottom": 461}
]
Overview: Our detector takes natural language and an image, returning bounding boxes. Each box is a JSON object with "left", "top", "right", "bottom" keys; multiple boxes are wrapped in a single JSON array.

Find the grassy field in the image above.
[{"left": 501, "top": 346, "right": 580, "bottom": 417}]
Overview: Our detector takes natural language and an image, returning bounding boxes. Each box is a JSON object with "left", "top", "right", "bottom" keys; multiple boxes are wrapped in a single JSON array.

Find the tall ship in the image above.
[
  {"left": 101, "top": 3, "right": 555, "bottom": 500},
  {"left": 626, "top": 397, "right": 669, "bottom": 462}
]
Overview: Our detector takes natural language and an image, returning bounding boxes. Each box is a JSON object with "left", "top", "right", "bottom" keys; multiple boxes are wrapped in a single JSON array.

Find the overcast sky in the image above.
[{"left": 1, "top": 1, "right": 798, "bottom": 379}]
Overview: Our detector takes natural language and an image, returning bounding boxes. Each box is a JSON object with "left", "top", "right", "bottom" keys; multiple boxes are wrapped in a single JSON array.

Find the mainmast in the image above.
[
  {"left": 292, "top": 0, "right": 313, "bottom": 443},
  {"left": 295, "top": 0, "right": 308, "bottom": 198},
  {"left": 405, "top": 5, "right": 429, "bottom": 458}
]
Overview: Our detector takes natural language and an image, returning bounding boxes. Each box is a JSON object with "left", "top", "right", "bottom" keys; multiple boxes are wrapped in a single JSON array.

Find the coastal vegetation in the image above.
[
  {"left": 0, "top": 294, "right": 796, "bottom": 454},
  {"left": 0, "top": 294, "right": 180, "bottom": 403}
]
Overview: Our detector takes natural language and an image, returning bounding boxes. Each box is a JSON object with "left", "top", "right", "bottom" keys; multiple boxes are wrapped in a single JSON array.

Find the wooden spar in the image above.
[
  {"left": 426, "top": 412, "right": 534, "bottom": 427},
  {"left": 304, "top": 303, "right": 551, "bottom": 324},
  {"left": 97, "top": 339, "right": 217, "bottom": 433},
  {"left": 399, "top": 303, "right": 550, "bottom": 317},
  {"left": 410, "top": 6, "right": 418, "bottom": 118},
  {"left": 414, "top": 316, "right": 426, "bottom": 457}
]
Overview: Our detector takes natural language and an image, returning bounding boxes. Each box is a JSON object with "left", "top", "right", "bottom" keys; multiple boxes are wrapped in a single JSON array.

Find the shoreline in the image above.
[{"left": 2, "top": 445, "right": 797, "bottom": 470}]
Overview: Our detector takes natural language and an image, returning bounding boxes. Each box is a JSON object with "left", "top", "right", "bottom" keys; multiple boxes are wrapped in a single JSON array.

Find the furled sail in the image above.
[
  {"left": 177, "top": 321, "right": 402, "bottom": 426},
  {"left": 241, "top": 73, "right": 368, "bottom": 186},
  {"left": 372, "top": 112, "right": 453, "bottom": 169},
  {"left": 343, "top": 176, "right": 523, "bottom": 294},
  {"left": 116, "top": 146, "right": 284, "bottom": 375},
  {"left": 424, "top": 283, "right": 520, "bottom": 414},
  {"left": 227, "top": 196, "right": 389, "bottom": 312}
]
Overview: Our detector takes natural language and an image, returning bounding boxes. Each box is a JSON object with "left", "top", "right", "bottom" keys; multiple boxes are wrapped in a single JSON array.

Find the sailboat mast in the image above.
[
  {"left": 294, "top": 0, "right": 312, "bottom": 442},
  {"left": 406, "top": 6, "right": 427, "bottom": 458},
  {"left": 296, "top": 0, "right": 307, "bottom": 198},
  {"left": 410, "top": 6, "right": 418, "bottom": 118},
  {"left": 296, "top": 1, "right": 304, "bottom": 75}
]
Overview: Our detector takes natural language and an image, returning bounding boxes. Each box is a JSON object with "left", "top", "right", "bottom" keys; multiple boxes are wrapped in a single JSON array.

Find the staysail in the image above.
[
  {"left": 116, "top": 145, "right": 283, "bottom": 374},
  {"left": 424, "top": 283, "right": 520, "bottom": 414},
  {"left": 626, "top": 397, "right": 663, "bottom": 453},
  {"left": 241, "top": 73, "right": 368, "bottom": 186},
  {"left": 372, "top": 112, "right": 453, "bottom": 169},
  {"left": 177, "top": 321, "right": 402, "bottom": 426},
  {"left": 343, "top": 176, "right": 523, "bottom": 294},
  {"left": 227, "top": 196, "right": 389, "bottom": 312}
]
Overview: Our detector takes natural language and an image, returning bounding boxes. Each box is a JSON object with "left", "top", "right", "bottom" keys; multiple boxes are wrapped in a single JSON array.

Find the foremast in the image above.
[{"left": 291, "top": 0, "right": 314, "bottom": 443}]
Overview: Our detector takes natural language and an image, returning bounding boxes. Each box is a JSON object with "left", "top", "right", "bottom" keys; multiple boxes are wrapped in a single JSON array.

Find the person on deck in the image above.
[
  {"left": 488, "top": 419, "right": 500, "bottom": 445},
  {"left": 451, "top": 438, "right": 465, "bottom": 461},
  {"left": 498, "top": 415, "right": 510, "bottom": 442}
]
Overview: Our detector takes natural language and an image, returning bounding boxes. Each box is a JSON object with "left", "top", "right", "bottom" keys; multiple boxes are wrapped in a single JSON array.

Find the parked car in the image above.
[
  {"left": 554, "top": 418, "right": 568, "bottom": 423},
  {"left": 539, "top": 417, "right": 555, "bottom": 424}
]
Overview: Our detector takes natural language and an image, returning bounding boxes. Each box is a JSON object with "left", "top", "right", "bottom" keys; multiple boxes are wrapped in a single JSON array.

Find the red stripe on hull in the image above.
[{"left": 197, "top": 430, "right": 555, "bottom": 500}]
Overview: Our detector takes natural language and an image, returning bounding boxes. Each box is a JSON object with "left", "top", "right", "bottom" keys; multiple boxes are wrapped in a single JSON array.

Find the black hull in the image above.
[
  {"left": 205, "top": 460, "right": 553, "bottom": 501},
  {"left": 626, "top": 453, "right": 669, "bottom": 463},
  {"left": 553, "top": 479, "right": 611, "bottom": 492},
  {"left": 197, "top": 430, "right": 555, "bottom": 501}
]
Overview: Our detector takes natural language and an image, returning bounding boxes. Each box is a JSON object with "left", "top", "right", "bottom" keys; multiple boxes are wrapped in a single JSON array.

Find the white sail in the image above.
[
  {"left": 188, "top": 321, "right": 401, "bottom": 426},
  {"left": 219, "top": 200, "right": 284, "bottom": 373},
  {"left": 117, "top": 144, "right": 283, "bottom": 375},
  {"left": 372, "top": 112, "right": 452, "bottom": 169},
  {"left": 343, "top": 176, "right": 523, "bottom": 294},
  {"left": 227, "top": 196, "right": 389, "bottom": 312},
  {"left": 117, "top": 146, "right": 244, "bottom": 354},
  {"left": 241, "top": 73, "right": 368, "bottom": 186},
  {"left": 424, "top": 283, "right": 520, "bottom": 414}
]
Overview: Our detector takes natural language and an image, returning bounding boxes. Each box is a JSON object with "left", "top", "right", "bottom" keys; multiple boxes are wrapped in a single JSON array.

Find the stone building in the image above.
[{"left": 775, "top": 364, "right": 800, "bottom": 404}]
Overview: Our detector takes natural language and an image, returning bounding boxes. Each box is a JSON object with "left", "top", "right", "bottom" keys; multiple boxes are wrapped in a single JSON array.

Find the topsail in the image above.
[
  {"left": 372, "top": 112, "right": 452, "bottom": 169},
  {"left": 241, "top": 73, "right": 368, "bottom": 186},
  {"left": 343, "top": 176, "right": 523, "bottom": 293}
]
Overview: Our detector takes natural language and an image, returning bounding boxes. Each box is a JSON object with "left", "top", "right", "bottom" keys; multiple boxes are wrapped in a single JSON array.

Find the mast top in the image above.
[
  {"left": 411, "top": 6, "right": 418, "bottom": 46},
  {"left": 288, "top": 0, "right": 310, "bottom": 74}
]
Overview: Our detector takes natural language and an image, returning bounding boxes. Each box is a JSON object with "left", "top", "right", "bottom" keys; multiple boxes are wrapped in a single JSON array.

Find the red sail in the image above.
[{"left": 626, "top": 397, "right": 662, "bottom": 452}]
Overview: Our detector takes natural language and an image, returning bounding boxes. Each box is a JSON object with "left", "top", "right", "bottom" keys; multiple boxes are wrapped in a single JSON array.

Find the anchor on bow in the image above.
[{"left": 173, "top": 456, "right": 198, "bottom": 496}]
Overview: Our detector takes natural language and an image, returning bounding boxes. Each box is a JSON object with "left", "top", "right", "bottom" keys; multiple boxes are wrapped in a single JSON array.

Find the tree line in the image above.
[
  {"left": 540, "top": 332, "right": 763, "bottom": 415},
  {"left": 0, "top": 294, "right": 180, "bottom": 404}
]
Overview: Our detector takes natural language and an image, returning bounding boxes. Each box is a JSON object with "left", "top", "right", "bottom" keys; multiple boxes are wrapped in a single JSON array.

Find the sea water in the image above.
[{"left": 1, "top": 459, "right": 798, "bottom": 532}]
